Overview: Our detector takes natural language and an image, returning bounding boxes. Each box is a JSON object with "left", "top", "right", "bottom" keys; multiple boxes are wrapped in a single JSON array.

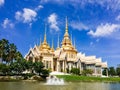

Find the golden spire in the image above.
[
  {"left": 43, "top": 24, "right": 47, "bottom": 43},
  {"left": 62, "top": 17, "right": 72, "bottom": 47},
  {"left": 51, "top": 38, "right": 54, "bottom": 51},
  {"left": 65, "top": 16, "right": 68, "bottom": 34}
]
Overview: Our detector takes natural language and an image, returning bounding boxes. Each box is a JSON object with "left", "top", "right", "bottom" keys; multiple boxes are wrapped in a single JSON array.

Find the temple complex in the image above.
[{"left": 25, "top": 18, "right": 107, "bottom": 76}]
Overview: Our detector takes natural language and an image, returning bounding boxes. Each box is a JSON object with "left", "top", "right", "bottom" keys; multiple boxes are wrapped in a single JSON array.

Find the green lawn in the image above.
[{"left": 56, "top": 75, "right": 120, "bottom": 82}]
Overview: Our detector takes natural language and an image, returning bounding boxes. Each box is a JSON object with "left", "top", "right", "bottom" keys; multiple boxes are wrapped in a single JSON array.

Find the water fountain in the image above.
[{"left": 46, "top": 75, "right": 64, "bottom": 85}]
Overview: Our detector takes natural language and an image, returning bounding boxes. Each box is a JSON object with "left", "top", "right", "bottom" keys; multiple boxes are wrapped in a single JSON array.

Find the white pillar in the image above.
[
  {"left": 57, "top": 61, "right": 59, "bottom": 72},
  {"left": 95, "top": 66, "right": 97, "bottom": 76},
  {"left": 106, "top": 68, "right": 108, "bottom": 77},
  {"left": 69, "top": 63, "right": 72, "bottom": 71},
  {"left": 63, "top": 61, "right": 64, "bottom": 72},
  {"left": 33, "top": 57, "right": 35, "bottom": 62},
  {"left": 101, "top": 67, "right": 102, "bottom": 77},
  {"left": 51, "top": 60, "right": 53, "bottom": 71}
]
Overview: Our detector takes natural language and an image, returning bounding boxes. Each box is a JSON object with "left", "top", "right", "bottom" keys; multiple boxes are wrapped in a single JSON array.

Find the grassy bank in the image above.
[{"left": 57, "top": 75, "right": 120, "bottom": 82}]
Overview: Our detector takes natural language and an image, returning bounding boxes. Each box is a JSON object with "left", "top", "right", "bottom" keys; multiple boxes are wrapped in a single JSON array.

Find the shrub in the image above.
[
  {"left": 41, "top": 69, "right": 49, "bottom": 78},
  {"left": 82, "top": 69, "right": 93, "bottom": 76},
  {"left": 70, "top": 68, "right": 80, "bottom": 75}
]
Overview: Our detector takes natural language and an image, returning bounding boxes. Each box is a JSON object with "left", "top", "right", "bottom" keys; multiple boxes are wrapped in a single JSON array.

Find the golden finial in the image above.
[
  {"left": 43, "top": 24, "right": 47, "bottom": 43},
  {"left": 51, "top": 38, "right": 54, "bottom": 52},
  {"left": 65, "top": 16, "right": 68, "bottom": 33}
]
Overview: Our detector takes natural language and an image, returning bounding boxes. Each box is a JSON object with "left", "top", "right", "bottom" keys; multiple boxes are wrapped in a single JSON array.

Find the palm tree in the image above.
[
  {"left": 15, "top": 51, "right": 23, "bottom": 61},
  {"left": 0, "top": 39, "right": 9, "bottom": 62},
  {"left": 6, "top": 43, "right": 17, "bottom": 63}
]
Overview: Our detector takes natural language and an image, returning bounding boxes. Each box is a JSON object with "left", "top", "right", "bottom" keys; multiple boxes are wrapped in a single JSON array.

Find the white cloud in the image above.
[
  {"left": 0, "top": 0, "right": 4, "bottom": 6},
  {"left": 2, "top": 18, "right": 14, "bottom": 29},
  {"left": 70, "top": 21, "right": 88, "bottom": 31},
  {"left": 15, "top": 8, "right": 37, "bottom": 23},
  {"left": 40, "top": 0, "right": 120, "bottom": 11},
  {"left": 48, "top": 13, "right": 59, "bottom": 31},
  {"left": 40, "top": 0, "right": 57, "bottom": 3},
  {"left": 116, "top": 15, "right": 120, "bottom": 21},
  {"left": 88, "top": 23, "right": 120, "bottom": 37},
  {"left": 35, "top": 5, "right": 43, "bottom": 11}
]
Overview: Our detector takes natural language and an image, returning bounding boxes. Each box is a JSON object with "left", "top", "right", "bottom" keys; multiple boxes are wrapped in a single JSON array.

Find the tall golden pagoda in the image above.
[
  {"left": 61, "top": 17, "right": 77, "bottom": 53},
  {"left": 39, "top": 25, "right": 51, "bottom": 52}
]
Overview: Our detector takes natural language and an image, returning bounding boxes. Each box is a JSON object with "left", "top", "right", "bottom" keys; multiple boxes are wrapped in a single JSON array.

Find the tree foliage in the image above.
[
  {"left": 102, "top": 68, "right": 108, "bottom": 76},
  {"left": 109, "top": 67, "right": 116, "bottom": 76},
  {"left": 0, "top": 63, "right": 10, "bottom": 75},
  {"left": 33, "top": 61, "right": 44, "bottom": 76},
  {"left": 116, "top": 66, "right": 120, "bottom": 77},
  {"left": 0, "top": 39, "right": 49, "bottom": 77},
  {"left": 10, "top": 59, "right": 27, "bottom": 75},
  {"left": 0, "top": 39, "right": 21, "bottom": 63}
]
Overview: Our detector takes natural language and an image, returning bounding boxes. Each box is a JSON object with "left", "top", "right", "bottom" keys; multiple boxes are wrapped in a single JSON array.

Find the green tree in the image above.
[
  {"left": 26, "top": 60, "right": 34, "bottom": 73},
  {"left": 41, "top": 69, "right": 49, "bottom": 77},
  {"left": 116, "top": 67, "right": 120, "bottom": 77},
  {"left": 0, "top": 39, "right": 9, "bottom": 62},
  {"left": 109, "top": 67, "right": 116, "bottom": 76},
  {"left": 116, "top": 64, "right": 120, "bottom": 76},
  {"left": 10, "top": 59, "right": 26, "bottom": 75},
  {"left": 33, "top": 61, "right": 44, "bottom": 76},
  {"left": 6, "top": 43, "right": 17, "bottom": 63},
  {"left": 15, "top": 51, "right": 23, "bottom": 60},
  {"left": 0, "top": 63, "right": 10, "bottom": 75},
  {"left": 70, "top": 68, "right": 80, "bottom": 75},
  {"left": 0, "top": 39, "right": 22, "bottom": 64},
  {"left": 102, "top": 68, "right": 108, "bottom": 76}
]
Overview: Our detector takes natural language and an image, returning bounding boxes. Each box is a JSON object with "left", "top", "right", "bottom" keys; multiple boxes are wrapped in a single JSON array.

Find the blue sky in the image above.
[{"left": 0, "top": 0, "right": 120, "bottom": 67}]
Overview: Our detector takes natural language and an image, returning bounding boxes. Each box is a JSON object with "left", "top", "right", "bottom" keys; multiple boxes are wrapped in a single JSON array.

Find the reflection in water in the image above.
[{"left": 0, "top": 81, "right": 120, "bottom": 90}]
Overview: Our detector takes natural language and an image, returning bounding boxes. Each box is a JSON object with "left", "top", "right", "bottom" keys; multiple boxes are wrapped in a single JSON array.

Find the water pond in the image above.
[{"left": 0, "top": 81, "right": 120, "bottom": 90}]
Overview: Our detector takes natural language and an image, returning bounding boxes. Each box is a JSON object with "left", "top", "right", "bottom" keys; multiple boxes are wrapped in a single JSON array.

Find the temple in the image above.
[{"left": 25, "top": 18, "right": 107, "bottom": 76}]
